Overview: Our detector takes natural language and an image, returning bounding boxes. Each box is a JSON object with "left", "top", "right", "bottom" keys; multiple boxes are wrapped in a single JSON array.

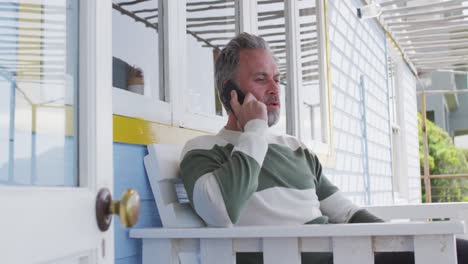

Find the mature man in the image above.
[{"left": 179, "top": 33, "right": 465, "bottom": 263}]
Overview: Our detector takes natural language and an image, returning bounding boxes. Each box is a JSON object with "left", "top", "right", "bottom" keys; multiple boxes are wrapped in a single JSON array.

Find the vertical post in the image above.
[
  {"left": 285, "top": 0, "right": 301, "bottom": 136},
  {"left": 163, "top": 0, "right": 186, "bottom": 126},
  {"left": 420, "top": 93, "right": 432, "bottom": 203},
  {"left": 310, "top": 105, "right": 315, "bottom": 140},
  {"left": 317, "top": 0, "right": 331, "bottom": 144},
  {"left": 333, "top": 236, "right": 374, "bottom": 264},
  {"left": 236, "top": 0, "right": 258, "bottom": 34},
  {"left": 200, "top": 238, "right": 235, "bottom": 264},
  {"left": 360, "top": 75, "right": 371, "bottom": 205},
  {"left": 213, "top": 48, "right": 223, "bottom": 116},
  {"left": 384, "top": 39, "right": 396, "bottom": 203},
  {"left": 31, "top": 104, "right": 37, "bottom": 184},
  {"left": 8, "top": 80, "right": 16, "bottom": 183},
  {"left": 414, "top": 235, "right": 457, "bottom": 264},
  {"left": 142, "top": 239, "right": 178, "bottom": 264},
  {"left": 263, "top": 238, "right": 301, "bottom": 264}
]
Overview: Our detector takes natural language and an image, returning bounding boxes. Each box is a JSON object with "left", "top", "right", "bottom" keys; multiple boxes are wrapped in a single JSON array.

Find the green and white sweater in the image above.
[{"left": 180, "top": 119, "right": 381, "bottom": 227}]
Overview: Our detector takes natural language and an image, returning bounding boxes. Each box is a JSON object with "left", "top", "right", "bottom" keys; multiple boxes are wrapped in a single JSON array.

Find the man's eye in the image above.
[
  {"left": 274, "top": 79, "right": 280, "bottom": 83},
  {"left": 255, "top": 78, "right": 265, "bottom": 82}
]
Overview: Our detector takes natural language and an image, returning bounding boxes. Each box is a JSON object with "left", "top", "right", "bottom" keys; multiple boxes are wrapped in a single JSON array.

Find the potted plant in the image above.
[{"left": 127, "top": 66, "right": 144, "bottom": 95}]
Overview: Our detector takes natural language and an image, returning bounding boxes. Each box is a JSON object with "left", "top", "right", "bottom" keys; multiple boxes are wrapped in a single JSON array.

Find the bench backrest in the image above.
[
  {"left": 144, "top": 144, "right": 204, "bottom": 228},
  {"left": 144, "top": 143, "right": 468, "bottom": 237}
]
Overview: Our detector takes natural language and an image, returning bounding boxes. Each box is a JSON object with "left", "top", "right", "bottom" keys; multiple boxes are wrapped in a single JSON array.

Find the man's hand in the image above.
[{"left": 230, "top": 90, "right": 267, "bottom": 130}]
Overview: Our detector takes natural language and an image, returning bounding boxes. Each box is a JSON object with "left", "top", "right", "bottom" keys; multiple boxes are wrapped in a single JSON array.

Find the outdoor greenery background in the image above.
[{"left": 419, "top": 114, "right": 468, "bottom": 202}]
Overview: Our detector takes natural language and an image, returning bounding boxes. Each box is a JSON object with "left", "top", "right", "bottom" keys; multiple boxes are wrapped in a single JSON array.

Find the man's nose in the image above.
[{"left": 267, "top": 79, "right": 279, "bottom": 95}]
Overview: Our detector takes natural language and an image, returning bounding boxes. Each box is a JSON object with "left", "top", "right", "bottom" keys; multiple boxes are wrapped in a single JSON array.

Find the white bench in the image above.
[{"left": 130, "top": 144, "right": 466, "bottom": 264}]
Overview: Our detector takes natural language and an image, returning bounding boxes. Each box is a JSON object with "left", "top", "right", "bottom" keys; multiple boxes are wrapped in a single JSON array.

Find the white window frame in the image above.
[
  {"left": 112, "top": 0, "right": 172, "bottom": 125},
  {"left": 238, "top": 0, "right": 258, "bottom": 34},
  {"left": 387, "top": 40, "right": 409, "bottom": 203},
  {"left": 111, "top": 0, "right": 333, "bottom": 146},
  {"left": 113, "top": 88, "right": 172, "bottom": 124},
  {"left": 287, "top": 0, "right": 333, "bottom": 157},
  {"left": 171, "top": 0, "right": 243, "bottom": 133}
]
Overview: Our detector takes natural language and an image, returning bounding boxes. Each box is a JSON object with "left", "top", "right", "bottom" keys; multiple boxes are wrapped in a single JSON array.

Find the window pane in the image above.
[
  {"left": 299, "top": 0, "right": 325, "bottom": 144},
  {"left": 112, "top": 0, "right": 162, "bottom": 99},
  {"left": 0, "top": 0, "right": 78, "bottom": 186},
  {"left": 258, "top": 0, "right": 287, "bottom": 134},
  {"left": 186, "top": 0, "right": 236, "bottom": 116}
]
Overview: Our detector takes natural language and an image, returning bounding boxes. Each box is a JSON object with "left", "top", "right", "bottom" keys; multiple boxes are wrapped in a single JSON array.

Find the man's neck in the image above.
[{"left": 225, "top": 114, "right": 241, "bottom": 131}]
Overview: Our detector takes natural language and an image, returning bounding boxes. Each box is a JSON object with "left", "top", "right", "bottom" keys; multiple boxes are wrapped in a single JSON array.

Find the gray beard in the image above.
[{"left": 267, "top": 110, "right": 280, "bottom": 127}]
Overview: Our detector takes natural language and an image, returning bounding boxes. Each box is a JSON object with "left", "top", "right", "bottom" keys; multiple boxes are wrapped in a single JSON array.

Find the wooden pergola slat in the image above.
[
  {"left": 383, "top": 5, "right": 468, "bottom": 21},
  {"left": 187, "top": 4, "right": 234, "bottom": 13},
  {"left": 187, "top": 0, "right": 234, "bottom": 7},
  {"left": 382, "top": 0, "right": 466, "bottom": 14}
]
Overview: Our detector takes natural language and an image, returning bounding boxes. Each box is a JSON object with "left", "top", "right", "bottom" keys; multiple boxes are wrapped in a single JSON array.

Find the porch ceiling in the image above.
[
  {"left": 375, "top": 0, "right": 468, "bottom": 75},
  {"left": 2, "top": 0, "right": 466, "bottom": 97}
]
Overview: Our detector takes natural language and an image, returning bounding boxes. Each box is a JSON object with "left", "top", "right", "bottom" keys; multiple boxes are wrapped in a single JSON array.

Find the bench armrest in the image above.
[{"left": 130, "top": 221, "right": 465, "bottom": 239}]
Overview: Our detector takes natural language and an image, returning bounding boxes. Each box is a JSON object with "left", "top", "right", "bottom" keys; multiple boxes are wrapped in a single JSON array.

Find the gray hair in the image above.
[{"left": 215, "top": 33, "right": 271, "bottom": 109}]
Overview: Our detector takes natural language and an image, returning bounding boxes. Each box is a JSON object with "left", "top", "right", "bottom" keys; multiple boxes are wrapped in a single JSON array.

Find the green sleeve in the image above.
[
  {"left": 180, "top": 144, "right": 263, "bottom": 223},
  {"left": 305, "top": 150, "right": 339, "bottom": 201}
]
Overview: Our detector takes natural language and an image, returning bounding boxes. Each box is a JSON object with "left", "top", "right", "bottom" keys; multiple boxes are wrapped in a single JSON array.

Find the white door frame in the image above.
[{"left": 0, "top": 0, "right": 114, "bottom": 263}]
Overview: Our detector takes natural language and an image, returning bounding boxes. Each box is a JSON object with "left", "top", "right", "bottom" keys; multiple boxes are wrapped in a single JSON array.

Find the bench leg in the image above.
[
  {"left": 200, "top": 238, "right": 235, "bottom": 264},
  {"left": 263, "top": 238, "right": 301, "bottom": 264},
  {"left": 142, "top": 238, "right": 178, "bottom": 264},
  {"left": 414, "top": 235, "right": 457, "bottom": 264},
  {"left": 333, "top": 236, "right": 374, "bottom": 264}
]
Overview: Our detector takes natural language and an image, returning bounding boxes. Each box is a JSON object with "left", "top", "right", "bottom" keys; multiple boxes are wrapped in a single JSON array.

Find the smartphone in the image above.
[{"left": 221, "top": 79, "right": 245, "bottom": 113}]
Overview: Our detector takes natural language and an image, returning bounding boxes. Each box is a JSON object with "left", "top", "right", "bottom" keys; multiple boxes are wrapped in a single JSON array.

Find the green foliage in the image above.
[
  {"left": 463, "top": 149, "right": 468, "bottom": 163},
  {"left": 419, "top": 114, "right": 468, "bottom": 202}
]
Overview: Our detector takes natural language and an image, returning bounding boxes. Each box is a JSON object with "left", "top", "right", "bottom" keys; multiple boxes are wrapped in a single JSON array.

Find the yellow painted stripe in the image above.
[
  {"left": 27, "top": 105, "right": 209, "bottom": 144},
  {"left": 113, "top": 115, "right": 210, "bottom": 145}
]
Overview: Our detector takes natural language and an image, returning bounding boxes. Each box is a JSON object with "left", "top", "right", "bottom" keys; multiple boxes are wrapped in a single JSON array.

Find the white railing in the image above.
[{"left": 130, "top": 221, "right": 464, "bottom": 264}]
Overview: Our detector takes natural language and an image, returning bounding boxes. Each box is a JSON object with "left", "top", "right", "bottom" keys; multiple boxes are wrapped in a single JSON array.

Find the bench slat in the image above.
[
  {"left": 263, "top": 238, "right": 301, "bottom": 264},
  {"left": 333, "top": 236, "right": 374, "bottom": 264},
  {"left": 142, "top": 239, "right": 178, "bottom": 264},
  {"left": 301, "top": 237, "right": 332, "bottom": 252},
  {"left": 200, "top": 238, "right": 235, "bottom": 264},
  {"left": 373, "top": 236, "right": 413, "bottom": 252}
]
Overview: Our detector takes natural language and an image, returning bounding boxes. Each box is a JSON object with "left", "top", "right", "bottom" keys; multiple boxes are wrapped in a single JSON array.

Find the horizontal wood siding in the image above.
[{"left": 114, "top": 143, "right": 162, "bottom": 263}]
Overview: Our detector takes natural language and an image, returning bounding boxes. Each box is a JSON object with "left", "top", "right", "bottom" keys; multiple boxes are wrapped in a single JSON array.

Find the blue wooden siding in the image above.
[{"left": 114, "top": 142, "right": 162, "bottom": 263}]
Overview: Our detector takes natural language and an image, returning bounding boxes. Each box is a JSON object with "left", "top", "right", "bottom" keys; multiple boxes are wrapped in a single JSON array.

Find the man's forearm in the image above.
[{"left": 348, "top": 209, "right": 385, "bottom": 223}]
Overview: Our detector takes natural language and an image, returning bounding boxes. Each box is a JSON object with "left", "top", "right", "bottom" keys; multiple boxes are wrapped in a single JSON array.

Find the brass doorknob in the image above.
[{"left": 96, "top": 188, "right": 141, "bottom": 232}]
